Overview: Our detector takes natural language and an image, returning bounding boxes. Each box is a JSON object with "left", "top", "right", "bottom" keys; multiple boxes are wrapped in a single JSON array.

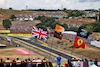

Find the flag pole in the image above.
[
  {"left": 48, "top": 29, "right": 55, "bottom": 62},
  {"left": 48, "top": 30, "right": 54, "bottom": 62}
]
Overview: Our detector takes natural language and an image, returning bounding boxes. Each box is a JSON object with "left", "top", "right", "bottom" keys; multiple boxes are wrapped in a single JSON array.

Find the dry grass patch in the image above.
[
  {"left": 56, "top": 18, "right": 96, "bottom": 25},
  {"left": 47, "top": 37, "right": 100, "bottom": 60},
  {"left": 0, "top": 48, "right": 43, "bottom": 61}
]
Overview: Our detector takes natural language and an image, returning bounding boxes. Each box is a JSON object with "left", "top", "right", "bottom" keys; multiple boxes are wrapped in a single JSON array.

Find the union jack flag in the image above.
[{"left": 32, "top": 26, "right": 47, "bottom": 40}]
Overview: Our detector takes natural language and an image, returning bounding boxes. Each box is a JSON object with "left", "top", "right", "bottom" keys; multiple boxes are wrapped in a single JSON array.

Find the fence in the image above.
[{"left": 0, "top": 62, "right": 53, "bottom": 67}]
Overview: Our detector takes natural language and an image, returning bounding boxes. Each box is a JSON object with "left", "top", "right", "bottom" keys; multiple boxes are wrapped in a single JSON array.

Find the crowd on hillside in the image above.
[
  {"left": 0, "top": 57, "right": 53, "bottom": 67},
  {"left": 10, "top": 22, "right": 34, "bottom": 31},
  {"left": 65, "top": 58, "right": 100, "bottom": 67}
]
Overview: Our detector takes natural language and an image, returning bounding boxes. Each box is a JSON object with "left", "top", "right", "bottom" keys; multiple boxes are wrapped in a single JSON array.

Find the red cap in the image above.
[
  {"left": 58, "top": 53, "right": 61, "bottom": 55},
  {"left": 38, "top": 57, "right": 40, "bottom": 59},
  {"left": 43, "top": 58, "right": 46, "bottom": 60}
]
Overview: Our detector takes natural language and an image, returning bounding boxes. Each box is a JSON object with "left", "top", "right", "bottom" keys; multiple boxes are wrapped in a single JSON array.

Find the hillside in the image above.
[
  {"left": 0, "top": 9, "right": 48, "bottom": 19},
  {"left": 48, "top": 37, "right": 100, "bottom": 60},
  {"left": 56, "top": 18, "right": 96, "bottom": 25}
]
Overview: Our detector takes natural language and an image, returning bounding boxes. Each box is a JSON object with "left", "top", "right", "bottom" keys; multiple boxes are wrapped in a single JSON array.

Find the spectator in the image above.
[
  {"left": 80, "top": 59, "right": 84, "bottom": 67},
  {"left": 0, "top": 58, "right": 4, "bottom": 67},
  {"left": 24, "top": 59, "right": 28, "bottom": 67},
  {"left": 68, "top": 59, "right": 72, "bottom": 67},
  {"left": 0, "top": 58, "right": 3, "bottom": 62},
  {"left": 72, "top": 58, "right": 80, "bottom": 67},
  {"left": 88, "top": 60, "right": 91, "bottom": 67},
  {"left": 32, "top": 58, "right": 36, "bottom": 67},
  {"left": 21, "top": 61, "right": 26, "bottom": 67},
  {"left": 49, "top": 62, "right": 53, "bottom": 67},
  {"left": 83, "top": 59, "right": 88, "bottom": 67},
  {"left": 71, "top": 58, "right": 74, "bottom": 67},
  {"left": 64, "top": 63, "right": 70, "bottom": 67},
  {"left": 28, "top": 58, "right": 32, "bottom": 67},
  {"left": 16, "top": 58, "right": 21, "bottom": 67},
  {"left": 36, "top": 57, "right": 42, "bottom": 67},
  {"left": 76, "top": 59, "right": 80, "bottom": 67},
  {"left": 56, "top": 53, "right": 62, "bottom": 67},
  {"left": 5, "top": 58, "right": 11, "bottom": 67},
  {"left": 90, "top": 60, "right": 94, "bottom": 66},
  {"left": 94, "top": 58, "right": 98, "bottom": 66},
  {"left": 12, "top": 59, "right": 16, "bottom": 67},
  {"left": 98, "top": 59, "right": 100, "bottom": 67},
  {"left": 42, "top": 58, "right": 47, "bottom": 67}
]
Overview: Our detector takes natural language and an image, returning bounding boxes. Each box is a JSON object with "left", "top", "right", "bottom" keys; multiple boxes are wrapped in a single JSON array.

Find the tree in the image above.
[
  {"left": 80, "top": 24, "right": 88, "bottom": 29},
  {"left": 93, "top": 26, "right": 100, "bottom": 32},
  {"left": 68, "top": 10, "right": 82, "bottom": 17},
  {"left": 61, "top": 23, "right": 68, "bottom": 31},
  {"left": 84, "top": 25, "right": 93, "bottom": 34},
  {"left": 2, "top": 19, "right": 12, "bottom": 30},
  {"left": 63, "top": 8, "right": 66, "bottom": 11},
  {"left": 9, "top": 7, "right": 13, "bottom": 10},
  {"left": 10, "top": 14, "right": 16, "bottom": 19},
  {"left": 67, "top": 27, "right": 78, "bottom": 32}
]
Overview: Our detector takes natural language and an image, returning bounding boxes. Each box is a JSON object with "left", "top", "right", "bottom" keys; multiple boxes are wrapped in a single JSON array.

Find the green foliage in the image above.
[
  {"left": 70, "top": 40, "right": 72, "bottom": 43},
  {"left": 36, "top": 23, "right": 44, "bottom": 26},
  {"left": 70, "top": 46, "right": 75, "bottom": 48},
  {"left": 67, "top": 27, "right": 78, "bottom": 32},
  {"left": 10, "top": 14, "right": 16, "bottom": 19},
  {"left": 68, "top": 10, "right": 82, "bottom": 17},
  {"left": 61, "top": 23, "right": 68, "bottom": 31},
  {"left": 36, "top": 16, "right": 60, "bottom": 29},
  {"left": 80, "top": 24, "right": 88, "bottom": 29},
  {"left": 9, "top": 7, "right": 12, "bottom": 10},
  {"left": 63, "top": 48, "right": 66, "bottom": 49},
  {"left": 80, "top": 22, "right": 100, "bottom": 32},
  {"left": 84, "top": 25, "right": 93, "bottom": 34},
  {"left": 63, "top": 8, "right": 66, "bottom": 11},
  {"left": 2, "top": 19, "right": 12, "bottom": 30},
  {"left": 57, "top": 41, "right": 60, "bottom": 44},
  {"left": 94, "top": 26, "right": 100, "bottom": 32},
  {"left": 66, "top": 44, "right": 67, "bottom": 45},
  {"left": 60, "top": 44, "right": 63, "bottom": 45},
  {"left": 36, "top": 25, "right": 47, "bottom": 31}
]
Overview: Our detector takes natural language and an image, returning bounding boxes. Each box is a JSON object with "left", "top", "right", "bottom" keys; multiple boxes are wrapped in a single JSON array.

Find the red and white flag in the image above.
[{"left": 32, "top": 26, "right": 47, "bottom": 40}]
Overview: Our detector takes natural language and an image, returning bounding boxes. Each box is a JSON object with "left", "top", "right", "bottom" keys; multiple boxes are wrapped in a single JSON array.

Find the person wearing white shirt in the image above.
[
  {"left": 16, "top": 58, "right": 21, "bottom": 67},
  {"left": 5, "top": 58, "right": 11, "bottom": 67},
  {"left": 98, "top": 61, "right": 100, "bottom": 67},
  {"left": 36, "top": 57, "right": 42, "bottom": 67},
  {"left": 32, "top": 58, "right": 37, "bottom": 67}
]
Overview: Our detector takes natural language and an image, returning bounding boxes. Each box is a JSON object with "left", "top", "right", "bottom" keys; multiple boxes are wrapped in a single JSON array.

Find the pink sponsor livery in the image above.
[{"left": 13, "top": 49, "right": 34, "bottom": 54}]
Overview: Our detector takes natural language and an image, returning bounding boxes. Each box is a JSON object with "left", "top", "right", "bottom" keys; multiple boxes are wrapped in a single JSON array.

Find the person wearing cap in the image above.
[
  {"left": 12, "top": 59, "right": 16, "bottom": 67},
  {"left": 75, "top": 59, "right": 80, "bottom": 67},
  {"left": 42, "top": 58, "right": 47, "bottom": 67},
  {"left": 24, "top": 59, "right": 28, "bottom": 67},
  {"left": 5, "top": 58, "right": 11, "bottom": 67},
  {"left": 36, "top": 57, "right": 42, "bottom": 67},
  {"left": 32, "top": 58, "right": 37, "bottom": 67},
  {"left": 71, "top": 58, "right": 74, "bottom": 67},
  {"left": 16, "top": 58, "right": 21, "bottom": 67},
  {"left": 56, "top": 53, "right": 62, "bottom": 67}
]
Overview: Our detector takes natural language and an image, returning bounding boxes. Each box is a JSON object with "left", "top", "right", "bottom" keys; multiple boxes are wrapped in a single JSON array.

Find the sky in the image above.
[{"left": 0, "top": 0, "right": 100, "bottom": 10}]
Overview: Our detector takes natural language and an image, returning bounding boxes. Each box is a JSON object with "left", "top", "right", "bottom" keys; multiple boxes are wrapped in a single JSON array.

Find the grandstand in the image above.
[{"left": 0, "top": 43, "right": 6, "bottom": 48}]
